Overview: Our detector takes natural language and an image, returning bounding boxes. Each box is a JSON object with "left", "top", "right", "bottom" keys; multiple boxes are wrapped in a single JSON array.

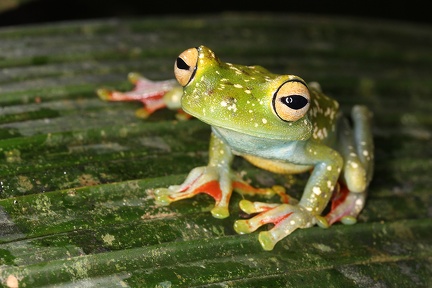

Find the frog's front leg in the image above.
[
  {"left": 234, "top": 143, "right": 343, "bottom": 251},
  {"left": 153, "top": 133, "right": 289, "bottom": 218},
  {"left": 154, "top": 132, "right": 235, "bottom": 218},
  {"left": 97, "top": 72, "right": 186, "bottom": 119}
]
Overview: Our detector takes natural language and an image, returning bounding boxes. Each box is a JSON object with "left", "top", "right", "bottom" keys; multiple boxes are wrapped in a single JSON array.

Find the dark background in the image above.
[{"left": 0, "top": 0, "right": 430, "bottom": 27}]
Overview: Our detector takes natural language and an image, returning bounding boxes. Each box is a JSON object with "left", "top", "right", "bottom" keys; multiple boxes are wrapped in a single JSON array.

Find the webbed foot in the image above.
[
  {"left": 234, "top": 201, "right": 313, "bottom": 251},
  {"left": 154, "top": 166, "right": 231, "bottom": 218}
]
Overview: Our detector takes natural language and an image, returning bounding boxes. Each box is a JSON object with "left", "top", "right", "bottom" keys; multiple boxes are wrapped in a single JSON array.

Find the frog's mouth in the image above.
[{"left": 183, "top": 105, "right": 313, "bottom": 142}]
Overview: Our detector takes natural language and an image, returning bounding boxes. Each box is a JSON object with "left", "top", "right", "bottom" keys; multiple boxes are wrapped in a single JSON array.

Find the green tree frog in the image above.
[{"left": 100, "top": 45, "right": 374, "bottom": 251}]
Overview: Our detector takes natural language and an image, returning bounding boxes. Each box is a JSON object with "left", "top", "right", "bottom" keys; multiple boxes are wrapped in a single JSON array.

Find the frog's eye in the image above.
[
  {"left": 174, "top": 48, "right": 198, "bottom": 86},
  {"left": 273, "top": 80, "right": 310, "bottom": 122}
]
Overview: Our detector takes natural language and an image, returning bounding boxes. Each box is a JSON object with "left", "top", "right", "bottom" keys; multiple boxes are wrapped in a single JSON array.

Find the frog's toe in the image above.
[
  {"left": 258, "top": 231, "right": 278, "bottom": 251},
  {"left": 96, "top": 88, "right": 112, "bottom": 101},
  {"left": 211, "top": 206, "right": 230, "bottom": 219},
  {"left": 135, "top": 108, "right": 150, "bottom": 119},
  {"left": 340, "top": 215, "right": 357, "bottom": 225},
  {"left": 238, "top": 199, "right": 280, "bottom": 214},
  {"left": 238, "top": 200, "right": 256, "bottom": 214},
  {"left": 127, "top": 72, "right": 144, "bottom": 84},
  {"left": 233, "top": 219, "right": 253, "bottom": 234},
  {"left": 153, "top": 188, "right": 173, "bottom": 205},
  {"left": 272, "top": 185, "right": 299, "bottom": 204},
  {"left": 154, "top": 194, "right": 171, "bottom": 206},
  {"left": 315, "top": 215, "right": 330, "bottom": 228},
  {"left": 153, "top": 187, "right": 175, "bottom": 196}
]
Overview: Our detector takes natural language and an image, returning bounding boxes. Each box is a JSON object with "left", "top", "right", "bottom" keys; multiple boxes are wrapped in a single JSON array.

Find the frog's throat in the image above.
[{"left": 211, "top": 126, "right": 310, "bottom": 164}]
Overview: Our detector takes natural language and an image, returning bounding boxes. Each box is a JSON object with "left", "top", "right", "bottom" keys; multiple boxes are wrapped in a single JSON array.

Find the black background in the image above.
[{"left": 0, "top": 0, "right": 430, "bottom": 27}]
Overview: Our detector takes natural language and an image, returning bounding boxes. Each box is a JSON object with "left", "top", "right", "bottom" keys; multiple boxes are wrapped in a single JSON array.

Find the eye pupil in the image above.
[
  {"left": 281, "top": 95, "right": 308, "bottom": 110},
  {"left": 176, "top": 57, "right": 190, "bottom": 70}
]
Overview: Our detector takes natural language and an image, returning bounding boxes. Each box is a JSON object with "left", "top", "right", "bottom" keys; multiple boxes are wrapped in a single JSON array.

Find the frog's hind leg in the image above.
[{"left": 325, "top": 105, "right": 374, "bottom": 225}]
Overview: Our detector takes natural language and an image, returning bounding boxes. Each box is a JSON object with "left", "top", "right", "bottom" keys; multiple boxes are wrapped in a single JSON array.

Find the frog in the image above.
[{"left": 149, "top": 45, "right": 374, "bottom": 251}]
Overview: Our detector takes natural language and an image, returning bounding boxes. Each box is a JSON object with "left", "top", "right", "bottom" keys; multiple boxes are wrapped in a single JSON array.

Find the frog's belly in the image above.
[{"left": 241, "top": 154, "right": 312, "bottom": 174}]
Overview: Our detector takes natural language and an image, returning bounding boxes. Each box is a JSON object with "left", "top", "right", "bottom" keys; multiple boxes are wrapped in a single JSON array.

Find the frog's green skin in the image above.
[{"left": 155, "top": 45, "right": 374, "bottom": 251}]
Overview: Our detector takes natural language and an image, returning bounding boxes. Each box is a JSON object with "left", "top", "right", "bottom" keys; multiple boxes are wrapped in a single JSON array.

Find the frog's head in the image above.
[{"left": 174, "top": 45, "right": 312, "bottom": 141}]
